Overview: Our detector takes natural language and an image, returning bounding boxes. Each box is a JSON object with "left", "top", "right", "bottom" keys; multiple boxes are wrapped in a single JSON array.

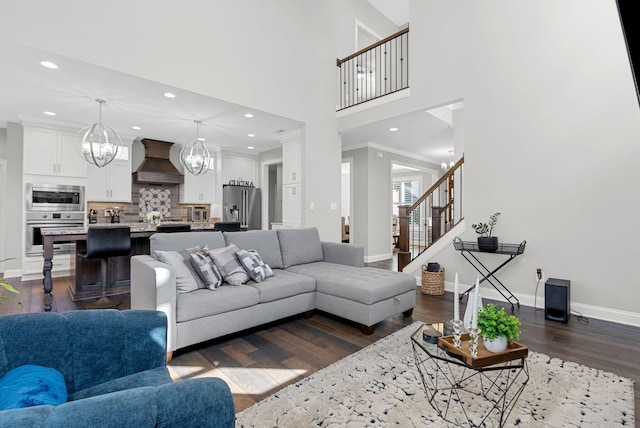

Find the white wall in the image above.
[
  {"left": 341, "top": 161, "right": 351, "bottom": 221},
  {"left": 0, "top": 128, "right": 7, "bottom": 266},
  {"left": 408, "top": 0, "right": 640, "bottom": 323},
  {"left": 0, "top": 128, "right": 7, "bottom": 159},
  {"left": 3, "top": 123, "right": 23, "bottom": 274},
  {"left": 338, "top": 0, "right": 640, "bottom": 324}
]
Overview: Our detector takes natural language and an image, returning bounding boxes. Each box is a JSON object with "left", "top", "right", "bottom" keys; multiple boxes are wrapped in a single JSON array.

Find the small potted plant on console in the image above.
[
  {"left": 477, "top": 303, "right": 521, "bottom": 353},
  {"left": 472, "top": 212, "right": 501, "bottom": 252}
]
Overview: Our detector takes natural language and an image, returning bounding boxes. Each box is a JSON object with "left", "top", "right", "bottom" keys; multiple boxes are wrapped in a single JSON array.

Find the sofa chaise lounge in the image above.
[{"left": 131, "top": 227, "right": 416, "bottom": 353}]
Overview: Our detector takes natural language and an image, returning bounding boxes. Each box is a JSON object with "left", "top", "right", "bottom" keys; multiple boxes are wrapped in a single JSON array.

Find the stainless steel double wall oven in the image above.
[{"left": 25, "top": 184, "right": 85, "bottom": 256}]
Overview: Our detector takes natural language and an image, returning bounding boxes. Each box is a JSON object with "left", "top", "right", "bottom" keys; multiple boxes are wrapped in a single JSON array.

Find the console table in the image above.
[{"left": 453, "top": 237, "right": 526, "bottom": 311}]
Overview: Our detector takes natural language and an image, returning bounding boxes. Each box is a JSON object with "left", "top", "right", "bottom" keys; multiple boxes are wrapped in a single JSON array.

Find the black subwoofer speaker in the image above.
[{"left": 545, "top": 278, "right": 570, "bottom": 323}]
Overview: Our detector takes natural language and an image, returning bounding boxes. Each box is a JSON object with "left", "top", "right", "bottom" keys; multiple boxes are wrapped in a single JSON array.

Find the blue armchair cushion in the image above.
[
  {"left": 68, "top": 366, "right": 172, "bottom": 401},
  {"left": 0, "top": 365, "right": 67, "bottom": 410}
]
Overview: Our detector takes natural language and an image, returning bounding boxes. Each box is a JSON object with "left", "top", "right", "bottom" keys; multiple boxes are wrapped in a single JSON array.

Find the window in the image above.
[{"left": 392, "top": 177, "right": 421, "bottom": 224}]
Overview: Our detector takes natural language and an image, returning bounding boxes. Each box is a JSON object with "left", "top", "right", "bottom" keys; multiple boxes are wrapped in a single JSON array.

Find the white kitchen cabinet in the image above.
[
  {"left": 282, "top": 140, "right": 301, "bottom": 185},
  {"left": 180, "top": 169, "right": 215, "bottom": 203},
  {"left": 86, "top": 146, "right": 132, "bottom": 202},
  {"left": 23, "top": 127, "right": 87, "bottom": 178},
  {"left": 282, "top": 183, "right": 302, "bottom": 227},
  {"left": 281, "top": 132, "right": 303, "bottom": 227},
  {"left": 221, "top": 153, "right": 257, "bottom": 186}
]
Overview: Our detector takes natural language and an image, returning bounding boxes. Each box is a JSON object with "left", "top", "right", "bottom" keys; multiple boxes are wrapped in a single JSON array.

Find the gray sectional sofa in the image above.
[{"left": 131, "top": 227, "right": 416, "bottom": 352}]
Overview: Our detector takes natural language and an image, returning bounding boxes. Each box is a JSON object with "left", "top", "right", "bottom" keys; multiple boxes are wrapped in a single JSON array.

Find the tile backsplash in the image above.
[
  {"left": 139, "top": 187, "right": 171, "bottom": 219},
  {"left": 87, "top": 182, "right": 209, "bottom": 224}
]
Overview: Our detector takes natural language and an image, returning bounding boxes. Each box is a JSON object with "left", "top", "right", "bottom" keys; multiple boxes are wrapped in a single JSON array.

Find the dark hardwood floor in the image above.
[{"left": 2, "top": 260, "right": 638, "bottom": 419}]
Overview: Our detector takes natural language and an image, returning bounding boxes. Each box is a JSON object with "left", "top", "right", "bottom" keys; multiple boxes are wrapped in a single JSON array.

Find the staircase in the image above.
[{"left": 397, "top": 156, "right": 464, "bottom": 271}]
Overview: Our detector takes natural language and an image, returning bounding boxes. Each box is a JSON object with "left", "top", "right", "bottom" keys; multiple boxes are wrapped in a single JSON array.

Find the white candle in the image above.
[
  {"left": 472, "top": 276, "right": 480, "bottom": 330},
  {"left": 454, "top": 273, "right": 459, "bottom": 321}
]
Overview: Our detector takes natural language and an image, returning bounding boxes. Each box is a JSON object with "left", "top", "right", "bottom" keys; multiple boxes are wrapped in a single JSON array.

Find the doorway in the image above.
[{"left": 260, "top": 159, "right": 283, "bottom": 230}]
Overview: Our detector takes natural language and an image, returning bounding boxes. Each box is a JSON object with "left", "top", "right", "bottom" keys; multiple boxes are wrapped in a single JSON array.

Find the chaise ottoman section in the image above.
[{"left": 286, "top": 261, "right": 416, "bottom": 333}]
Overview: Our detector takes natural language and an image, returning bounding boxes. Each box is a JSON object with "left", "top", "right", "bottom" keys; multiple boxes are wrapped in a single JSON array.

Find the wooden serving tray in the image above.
[{"left": 437, "top": 335, "right": 528, "bottom": 369}]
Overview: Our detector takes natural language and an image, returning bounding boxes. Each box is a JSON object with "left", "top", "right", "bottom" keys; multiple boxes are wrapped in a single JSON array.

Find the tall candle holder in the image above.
[
  {"left": 450, "top": 319, "right": 463, "bottom": 348},
  {"left": 468, "top": 327, "right": 480, "bottom": 357}
]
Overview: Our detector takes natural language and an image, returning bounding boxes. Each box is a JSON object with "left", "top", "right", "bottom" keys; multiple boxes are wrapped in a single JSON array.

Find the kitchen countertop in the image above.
[
  {"left": 41, "top": 222, "right": 216, "bottom": 235},
  {"left": 40, "top": 221, "right": 218, "bottom": 311}
]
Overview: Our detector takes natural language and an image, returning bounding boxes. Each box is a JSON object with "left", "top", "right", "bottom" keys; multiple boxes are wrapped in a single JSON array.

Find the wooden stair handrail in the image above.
[
  {"left": 336, "top": 27, "right": 409, "bottom": 66},
  {"left": 408, "top": 156, "right": 464, "bottom": 211},
  {"left": 397, "top": 156, "right": 464, "bottom": 272}
]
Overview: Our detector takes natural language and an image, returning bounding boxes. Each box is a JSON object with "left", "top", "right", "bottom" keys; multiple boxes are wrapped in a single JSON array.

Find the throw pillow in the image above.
[
  {"left": 155, "top": 247, "right": 204, "bottom": 293},
  {"left": 190, "top": 246, "right": 224, "bottom": 289},
  {"left": 0, "top": 365, "right": 67, "bottom": 411},
  {"left": 208, "top": 244, "right": 250, "bottom": 285},
  {"left": 277, "top": 227, "right": 324, "bottom": 268},
  {"left": 236, "top": 249, "right": 274, "bottom": 283}
]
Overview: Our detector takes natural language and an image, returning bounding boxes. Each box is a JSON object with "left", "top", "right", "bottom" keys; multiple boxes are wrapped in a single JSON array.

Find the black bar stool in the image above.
[
  {"left": 213, "top": 222, "right": 242, "bottom": 232},
  {"left": 81, "top": 226, "right": 131, "bottom": 309},
  {"left": 155, "top": 224, "right": 191, "bottom": 233}
]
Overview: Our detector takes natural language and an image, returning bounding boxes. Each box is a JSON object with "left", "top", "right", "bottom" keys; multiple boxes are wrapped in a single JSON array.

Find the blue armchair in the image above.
[{"left": 0, "top": 309, "right": 235, "bottom": 427}]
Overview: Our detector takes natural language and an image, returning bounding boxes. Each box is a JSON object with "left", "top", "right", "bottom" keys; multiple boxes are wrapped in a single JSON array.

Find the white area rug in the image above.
[{"left": 236, "top": 322, "right": 634, "bottom": 427}]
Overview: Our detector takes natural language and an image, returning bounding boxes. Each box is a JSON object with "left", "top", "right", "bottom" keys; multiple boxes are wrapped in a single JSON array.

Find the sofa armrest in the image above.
[
  {"left": 0, "top": 378, "right": 235, "bottom": 428},
  {"left": 321, "top": 242, "right": 364, "bottom": 267},
  {"left": 131, "top": 255, "right": 178, "bottom": 352}
]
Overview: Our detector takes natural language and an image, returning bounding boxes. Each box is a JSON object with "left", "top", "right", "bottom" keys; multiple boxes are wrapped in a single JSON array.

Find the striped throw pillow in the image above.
[
  {"left": 190, "top": 248, "right": 223, "bottom": 289},
  {"left": 208, "top": 244, "right": 250, "bottom": 285},
  {"left": 236, "top": 249, "right": 274, "bottom": 283}
]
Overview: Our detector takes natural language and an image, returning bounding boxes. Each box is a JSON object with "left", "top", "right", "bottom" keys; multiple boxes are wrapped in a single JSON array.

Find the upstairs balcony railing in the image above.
[
  {"left": 398, "top": 156, "right": 464, "bottom": 271},
  {"left": 337, "top": 28, "right": 409, "bottom": 110}
]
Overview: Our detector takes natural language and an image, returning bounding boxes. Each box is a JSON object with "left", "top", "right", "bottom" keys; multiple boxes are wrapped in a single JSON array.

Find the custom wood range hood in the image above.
[{"left": 132, "top": 139, "right": 184, "bottom": 184}]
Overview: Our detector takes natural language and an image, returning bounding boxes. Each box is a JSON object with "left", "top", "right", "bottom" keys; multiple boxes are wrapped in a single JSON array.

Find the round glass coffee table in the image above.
[{"left": 411, "top": 323, "right": 529, "bottom": 427}]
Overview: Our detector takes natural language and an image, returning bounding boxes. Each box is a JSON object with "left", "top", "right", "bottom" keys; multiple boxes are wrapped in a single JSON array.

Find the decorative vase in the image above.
[
  {"left": 483, "top": 336, "right": 508, "bottom": 353},
  {"left": 477, "top": 236, "right": 498, "bottom": 252}
]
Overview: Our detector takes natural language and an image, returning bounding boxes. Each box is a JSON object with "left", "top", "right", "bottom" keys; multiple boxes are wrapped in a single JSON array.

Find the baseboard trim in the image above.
[
  {"left": 412, "top": 279, "right": 640, "bottom": 328},
  {"left": 3, "top": 269, "right": 22, "bottom": 279},
  {"left": 365, "top": 252, "right": 393, "bottom": 263}
]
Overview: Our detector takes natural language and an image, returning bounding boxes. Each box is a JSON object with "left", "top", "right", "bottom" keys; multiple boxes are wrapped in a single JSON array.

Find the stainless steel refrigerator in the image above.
[{"left": 222, "top": 185, "right": 261, "bottom": 229}]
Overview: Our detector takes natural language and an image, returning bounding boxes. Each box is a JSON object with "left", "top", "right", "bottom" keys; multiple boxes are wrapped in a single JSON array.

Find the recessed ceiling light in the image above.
[
  {"left": 247, "top": 146, "right": 255, "bottom": 150},
  {"left": 131, "top": 126, "right": 142, "bottom": 130},
  {"left": 40, "top": 61, "right": 58, "bottom": 69},
  {"left": 388, "top": 127, "right": 399, "bottom": 132},
  {"left": 197, "top": 137, "right": 206, "bottom": 142},
  {"left": 247, "top": 133, "right": 255, "bottom": 137},
  {"left": 163, "top": 92, "right": 176, "bottom": 98},
  {"left": 244, "top": 113, "right": 254, "bottom": 118},
  {"left": 43, "top": 111, "right": 56, "bottom": 116}
]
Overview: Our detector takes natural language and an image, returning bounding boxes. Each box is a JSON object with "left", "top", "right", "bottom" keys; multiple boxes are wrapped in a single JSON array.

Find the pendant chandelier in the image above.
[
  {"left": 441, "top": 150, "right": 454, "bottom": 171},
  {"left": 78, "top": 99, "right": 124, "bottom": 168},
  {"left": 180, "top": 120, "right": 212, "bottom": 176}
]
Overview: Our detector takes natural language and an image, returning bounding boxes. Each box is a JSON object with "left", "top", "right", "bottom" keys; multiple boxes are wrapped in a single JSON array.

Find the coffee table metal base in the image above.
[{"left": 411, "top": 324, "right": 529, "bottom": 427}]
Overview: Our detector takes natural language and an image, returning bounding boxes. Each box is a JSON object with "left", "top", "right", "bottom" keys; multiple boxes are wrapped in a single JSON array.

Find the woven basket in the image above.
[{"left": 421, "top": 266, "right": 445, "bottom": 295}]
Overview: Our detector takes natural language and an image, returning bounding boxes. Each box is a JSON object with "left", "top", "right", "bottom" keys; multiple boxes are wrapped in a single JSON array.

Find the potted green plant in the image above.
[
  {"left": 472, "top": 212, "right": 501, "bottom": 252},
  {"left": 477, "top": 303, "right": 521, "bottom": 353}
]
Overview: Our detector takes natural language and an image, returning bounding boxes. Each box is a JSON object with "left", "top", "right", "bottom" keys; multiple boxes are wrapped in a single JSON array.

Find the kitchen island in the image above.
[{"left": 40, "top": 223, "right": 215, "bottom": 311}]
